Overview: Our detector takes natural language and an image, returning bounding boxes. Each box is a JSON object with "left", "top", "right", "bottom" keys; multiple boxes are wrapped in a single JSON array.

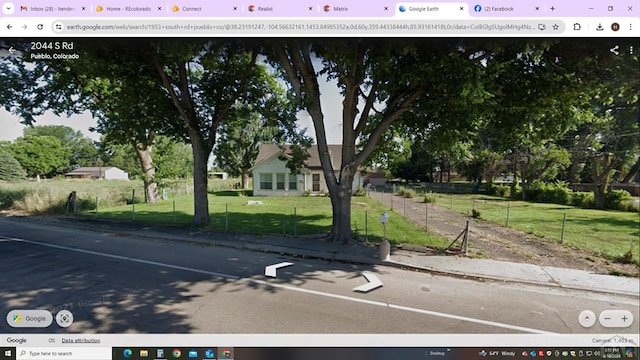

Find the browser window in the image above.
[{"left": 0, "top": 0, "right": 638, "bottom": 359}]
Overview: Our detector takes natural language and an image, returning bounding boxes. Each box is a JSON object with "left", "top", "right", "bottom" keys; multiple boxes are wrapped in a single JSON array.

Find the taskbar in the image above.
[{"left": 1, "top": 346, "right": 637, "bottom": 360}]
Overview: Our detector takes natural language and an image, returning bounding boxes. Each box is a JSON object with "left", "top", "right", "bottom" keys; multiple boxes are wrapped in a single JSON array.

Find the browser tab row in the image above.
[{"left": 3, "top": 0, "right": 638, "bottom": 17}]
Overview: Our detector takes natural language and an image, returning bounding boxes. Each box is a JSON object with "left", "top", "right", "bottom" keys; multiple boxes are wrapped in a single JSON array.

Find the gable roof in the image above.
[{"left": 253, "top": 144, "right": 344, "bottom": 171}]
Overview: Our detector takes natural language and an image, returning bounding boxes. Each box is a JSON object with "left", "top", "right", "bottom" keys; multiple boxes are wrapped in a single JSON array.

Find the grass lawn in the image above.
[
  {"left": 89, "top": 191, "right": 449, "bottom": 248},
  {"left": 427, "top": 193, "right": 640, "bottom": 264}
]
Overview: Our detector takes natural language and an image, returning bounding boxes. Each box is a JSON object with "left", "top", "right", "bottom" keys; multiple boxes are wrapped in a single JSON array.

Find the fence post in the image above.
[
  {"left": 172, "top": 200, "right": 176, "bottom": 223},
  {"left": 294, "top": 207, "right": 297, "bottom": 237},
  {"left": 225, "top": 204, "right": 229, "bottom": 231},
  {"left": 391, "top": 193, "right": 394, "bottom": 211},
  {"left": 425, "top": 202, "right": 428, "bottom": 231},
  {"left": 506, "top": 202, "right": 511, "bottom": 227},
  {"left": 463, "top": 220, "right": 469, "bottom": 254},
  {"left": 404, "top": 197, "right": 407, "bottom": 217},
  {"left": 473, "top": 199, "right": 476, "bottom": 211},
  {"left": 450, "top": 195, "right": 453, "bottom": 210},
  {"left": 365, "top": 210, "right": 368, "bottom": 242},
  {"left": 131, "top": 189, "right": 135, "bottom": 221},
  {"left": 94, "top": 196, "right": 98, "bottom": 218},
  {"left": 560, "top": 212, "right": 567, "bottom": 244}
]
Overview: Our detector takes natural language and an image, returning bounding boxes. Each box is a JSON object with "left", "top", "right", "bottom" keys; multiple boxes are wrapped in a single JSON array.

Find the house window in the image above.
[
  {"left": 312, "top": 173, "right": 321, "bottom": 192},
  {"left": 289, "top": 175, "right": 297, "bottom": 190},
  {"left": 276, "top": 173, "right": 285, "bottom": 190},
  {"left": 260, "top": 173, "right": 273, "bottom": 190}
]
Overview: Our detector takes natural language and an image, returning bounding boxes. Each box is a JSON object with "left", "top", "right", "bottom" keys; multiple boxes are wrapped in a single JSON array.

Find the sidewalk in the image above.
[{"left": 37, "top": 216, "right": 638, "bottom": 298}]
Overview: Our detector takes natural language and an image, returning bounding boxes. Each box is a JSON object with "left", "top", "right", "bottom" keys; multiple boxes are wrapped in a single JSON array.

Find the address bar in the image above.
[{"left": 54, "top": 19, "right": 566, "bottom": 35}]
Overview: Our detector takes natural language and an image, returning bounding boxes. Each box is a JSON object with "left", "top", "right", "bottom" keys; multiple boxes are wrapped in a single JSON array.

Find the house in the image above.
[
  {"left": 251, "top": 144, "right": 363, "bottom": 196},
  {"left": 364, "top": 171, "right": 387, "bottom": 187},
  {"left": 208, "top": 171, "right": 228, "bottom": 180},
  {"left": 65, "top": 167, "right": 129, "bottom": 180}
]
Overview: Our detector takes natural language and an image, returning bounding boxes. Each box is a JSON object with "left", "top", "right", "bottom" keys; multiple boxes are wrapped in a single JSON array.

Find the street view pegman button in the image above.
[{"left": 6, "top": 310, "right": 53, "bottom": 328}]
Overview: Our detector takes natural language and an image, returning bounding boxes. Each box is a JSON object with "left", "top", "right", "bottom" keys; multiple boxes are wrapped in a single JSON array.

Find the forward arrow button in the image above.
[{"left": 353, "top": 272, "right": 383, "bottom": 293}]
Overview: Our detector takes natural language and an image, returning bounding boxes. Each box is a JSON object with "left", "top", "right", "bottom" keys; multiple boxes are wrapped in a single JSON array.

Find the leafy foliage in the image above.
[
  {"left": 0, "top": 151, "right": 26, "bottom": 181},
  {"left": 7, "top": 136, "right": 70, "bottom": 178}
]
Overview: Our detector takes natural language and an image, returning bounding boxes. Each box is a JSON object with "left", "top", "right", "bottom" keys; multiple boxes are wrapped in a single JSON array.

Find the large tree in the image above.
[
  {"left": 273, "top": 39, "right": 489, "bottom": 242},
  {"left": 23, "top": 125, "right": 98, "bottom": 169},
  {"left": 0, "top": 41, "right": 173, "bottom": 203},
  {"left": 214, "top": 112, "right": 279, "bottom": 189},
  {"left": 8, "top": 135, "right": 70, "bottom": 180},
  {"left": 153, "top": 41, "right": 300, "bottom": 226}
]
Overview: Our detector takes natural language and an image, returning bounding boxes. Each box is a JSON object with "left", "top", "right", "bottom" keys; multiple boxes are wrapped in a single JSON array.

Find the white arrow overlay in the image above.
[
  {"left": 264, "top": 262, "right": 294, "bottom": 278},
  {"left": 353, "top": 272, "right": 383, "bottom": 292}
]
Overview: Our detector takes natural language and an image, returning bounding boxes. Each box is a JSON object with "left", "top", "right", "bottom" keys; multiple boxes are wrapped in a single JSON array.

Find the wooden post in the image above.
[
  {"left": 225, "top": 204, "right": 229, "bottom": 231},
  {"left": 365, "top": 210, "right": 368, "bottom": 242},
  {"left": 131, "top": 189, "right": 135, "bottom": 221},
  {"left": 463, "top": 220, "right": 469, "bottom": 254},
  {"left": 506, "top": 202, "right": 511, "bottom": 227},
  {"left": 294, "top": 207, "right": 297, "bottom": 237},
  {"left": 173, "top": 200, "right": 176, "bottom": 223},
  {"left": 94, "top": 196, "right": 98, "bottom": 218}
]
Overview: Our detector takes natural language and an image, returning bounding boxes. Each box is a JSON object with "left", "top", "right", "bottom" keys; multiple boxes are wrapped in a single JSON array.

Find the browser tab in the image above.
[{"left": 395, "top": 3, "right": 470, "bottom": 18}]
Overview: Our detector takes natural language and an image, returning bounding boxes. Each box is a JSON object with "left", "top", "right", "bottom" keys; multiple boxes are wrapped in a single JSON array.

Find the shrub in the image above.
[
  {"left": 353, "top": 186, "right": 366, "bottom": 197},
  {"left": 488, "top": 185, "right": 511, "bottom": 198},
  {"left": 423, "top": 193, "right": 436, "bottom": 203},
  {"left": 399, "top": 188, "right": 416, "bottom": 198},
  {"left": 571, "top": 192, "right": 594, "bottom": 208},
  {"left": 526, "top": 181, "right": 571, "bottom": 205},
  {"left": 605, "top": 189, "right": 632, "bottom": 210},
  {"left": 0, "top": 152, "right": 26, "bottom": 181}
]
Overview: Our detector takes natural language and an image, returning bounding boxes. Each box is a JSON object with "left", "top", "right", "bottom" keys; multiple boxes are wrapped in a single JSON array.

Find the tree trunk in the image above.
[
  {"left": 191, "top": 135, "right": 210, "bottom": 227},
  {"left": 134, "top": 143, "right": 159, "bottom": 204},
  {"left": 511, "top": 149, "right": 519, "bottom": 198},
  {"left": 591, "top": 153, "right": 614, "bottom": 209},
  {"left": 327, "top": 175, "right": 354, "bottom": 244},
  {"left": 621, "top": 158, "right": 640, "bottom": 183},
  {"left": 241, "top": 170, "right": 250, "bottom": 189}
]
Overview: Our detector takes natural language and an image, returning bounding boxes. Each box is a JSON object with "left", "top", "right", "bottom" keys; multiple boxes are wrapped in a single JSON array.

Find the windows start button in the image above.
[{"left": 6, "top": 310, "right": 53, "bottom": 328}]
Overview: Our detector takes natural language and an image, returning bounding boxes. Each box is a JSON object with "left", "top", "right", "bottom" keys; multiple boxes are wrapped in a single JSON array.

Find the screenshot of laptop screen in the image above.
[{"left": 0, "top": 0, "right": 638, "bottom": 359}]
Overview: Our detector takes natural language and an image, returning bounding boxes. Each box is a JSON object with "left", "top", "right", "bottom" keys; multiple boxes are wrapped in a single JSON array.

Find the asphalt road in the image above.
[{"left": 0, "top": 217, "right": 637, "bottom": 334}]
